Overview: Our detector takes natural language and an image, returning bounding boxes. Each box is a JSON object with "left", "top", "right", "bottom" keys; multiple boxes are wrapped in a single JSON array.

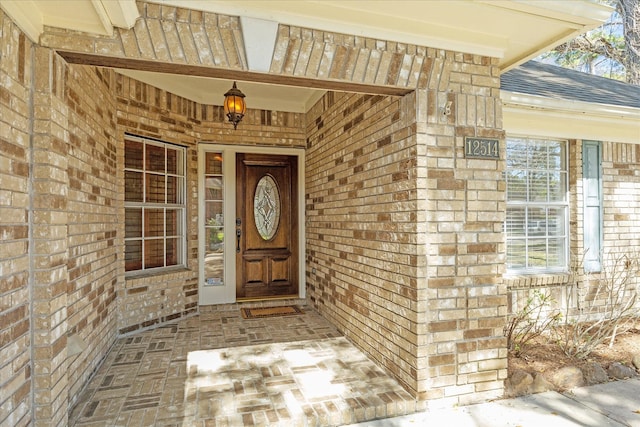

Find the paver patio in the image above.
[{"left": 70, "top": 305, "right": 421, "bottom": 426}]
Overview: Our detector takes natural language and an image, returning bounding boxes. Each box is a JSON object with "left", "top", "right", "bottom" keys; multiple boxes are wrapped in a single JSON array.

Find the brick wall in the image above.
[
  {"left": 601, "top": 142, "right": 640, "bottom": 256},
  {"left": 63, "top": 64, "right": 119, "bottom": 401},
  {"left": 306, "top": 91, "right": 422, "bottom": 395},
  {"left": 0, "top": 10, "right": 33, "bottom": 427}
]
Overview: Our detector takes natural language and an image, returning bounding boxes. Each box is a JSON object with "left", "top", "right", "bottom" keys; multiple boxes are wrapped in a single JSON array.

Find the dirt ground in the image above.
[{"left": 508, "top": 324, "right": 640, "bottom": 383}]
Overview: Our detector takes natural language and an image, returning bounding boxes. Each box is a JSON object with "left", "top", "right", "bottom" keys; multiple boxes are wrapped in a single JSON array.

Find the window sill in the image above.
[
  {"left": 125, "top": 265, "right": 191, "bottom": 281},
  {"left": 504, "top": 273, "right": 570, "bottom": 290}
]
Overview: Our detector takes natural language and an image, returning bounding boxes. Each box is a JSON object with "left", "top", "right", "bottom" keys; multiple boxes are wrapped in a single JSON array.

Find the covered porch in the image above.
[{"left": 0, "top": 1, "right": 614, "bottom": 426}]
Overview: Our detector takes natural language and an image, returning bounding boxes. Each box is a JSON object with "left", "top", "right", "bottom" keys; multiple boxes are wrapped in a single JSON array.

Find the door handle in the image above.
[{"left": 236, "top": 229, "right": 241, "bottom": 253}]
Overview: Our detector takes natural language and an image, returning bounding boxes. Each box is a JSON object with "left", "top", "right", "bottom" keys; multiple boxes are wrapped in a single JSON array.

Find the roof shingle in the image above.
[{"left": 501, "top": 61, "right": 640, "bottom": 109}]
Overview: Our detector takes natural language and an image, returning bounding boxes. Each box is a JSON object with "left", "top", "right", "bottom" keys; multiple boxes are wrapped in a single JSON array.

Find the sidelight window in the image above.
[{"left": 203, "top": 152, "right": 225, "bottom": 286}]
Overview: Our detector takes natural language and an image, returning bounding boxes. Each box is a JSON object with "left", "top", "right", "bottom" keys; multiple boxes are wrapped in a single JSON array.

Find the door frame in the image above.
[{"left": 197, "top": 144, "right": 306, "bottom": 305}]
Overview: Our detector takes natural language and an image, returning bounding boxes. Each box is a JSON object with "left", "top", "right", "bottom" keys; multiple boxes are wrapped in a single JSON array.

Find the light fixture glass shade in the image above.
[{"left": 223, "top": 82, "right": 246, "bottom": 129}]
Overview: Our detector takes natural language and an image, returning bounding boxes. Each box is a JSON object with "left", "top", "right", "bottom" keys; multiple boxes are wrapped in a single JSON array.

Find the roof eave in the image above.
[
  {"left": 496, "top": 0, "right": 613, "bottom": 72},
  {"left": 502, "top": 91, "right": 640, "bottom": 145}
]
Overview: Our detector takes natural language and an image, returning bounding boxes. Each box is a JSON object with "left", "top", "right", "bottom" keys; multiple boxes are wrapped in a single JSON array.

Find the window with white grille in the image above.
[
  {"left": 124, "top": 135, "right": 186, "bottom": 273},
  {"left": 505, "top": 137, "right": 568, "bottom": 273}
]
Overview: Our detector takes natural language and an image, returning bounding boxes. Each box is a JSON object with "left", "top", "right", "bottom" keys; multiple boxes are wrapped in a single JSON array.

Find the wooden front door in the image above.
[{"left": 236, "top": 153, "right": 298, "bottom": 299}]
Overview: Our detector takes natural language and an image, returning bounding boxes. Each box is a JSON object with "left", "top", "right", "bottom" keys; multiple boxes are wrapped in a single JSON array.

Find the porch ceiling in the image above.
[{"left": 1, "top": 0, "right": 612, "bottom": 113}]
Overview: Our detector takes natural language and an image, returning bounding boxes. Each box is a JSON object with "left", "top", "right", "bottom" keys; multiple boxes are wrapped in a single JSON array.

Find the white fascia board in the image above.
[
  {"left": 0, "top": 0, "right": 43, "bottom": 42},
  {"left": 502, "top": 91, "right": 640, "bottom": 145},
  {"left": 90, "top": 0, "right": 115, "bottom": 35},
  {"left": 486, "top": 0, "right": 613, "bottom": 26},
  {"left": 100, "top": 0, "right": 139, "bottom": 29}
]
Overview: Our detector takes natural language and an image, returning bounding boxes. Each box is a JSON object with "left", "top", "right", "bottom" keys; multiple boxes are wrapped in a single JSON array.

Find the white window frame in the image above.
[
  {"left": 124, "top": 134, "right": 187, "bottom": 275},
  {"left": 505, "top": 135, "right": 570, "bottom": 274}
]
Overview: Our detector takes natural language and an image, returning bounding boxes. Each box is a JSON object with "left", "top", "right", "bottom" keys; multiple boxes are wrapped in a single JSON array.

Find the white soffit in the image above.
[
  {"left": 0, "top": 0, "right": 43, "bottom": 41},
  {"left": 0, "top": 0, "right": 139, "bottom": 41},
  {"left": 115, "top": 69, "right": 324, "bottom": 113}
]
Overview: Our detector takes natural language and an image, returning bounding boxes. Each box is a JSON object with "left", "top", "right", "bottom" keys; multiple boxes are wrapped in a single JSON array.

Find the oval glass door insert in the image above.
[{"left": 254, "top": 174, "right": 280, "bottom": 240}]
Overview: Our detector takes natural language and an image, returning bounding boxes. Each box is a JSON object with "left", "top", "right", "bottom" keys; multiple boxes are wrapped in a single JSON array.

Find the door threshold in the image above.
[{"left": 236, "top": 295, "right": 300, "bottom": 303}]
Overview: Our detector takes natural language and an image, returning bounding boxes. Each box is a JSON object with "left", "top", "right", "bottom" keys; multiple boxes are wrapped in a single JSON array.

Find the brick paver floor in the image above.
[{"left": 70, "top": 305, "right": 420, "bottom": 426}]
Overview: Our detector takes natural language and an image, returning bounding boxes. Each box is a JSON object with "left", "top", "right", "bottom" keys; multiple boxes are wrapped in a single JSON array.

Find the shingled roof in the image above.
[{"left": 501, "top": 60, "right": 640, "bottom": 109}]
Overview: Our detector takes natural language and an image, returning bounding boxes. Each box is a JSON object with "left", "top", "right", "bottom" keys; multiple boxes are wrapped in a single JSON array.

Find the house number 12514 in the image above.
[{"left": 464, "top": 137, "right": 500, "bottom": 159}]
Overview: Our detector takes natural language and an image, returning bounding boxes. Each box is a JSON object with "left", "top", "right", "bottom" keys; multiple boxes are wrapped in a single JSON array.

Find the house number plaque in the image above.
[{"left": 464, "top": 137, "right": 500, "bottom": 159}]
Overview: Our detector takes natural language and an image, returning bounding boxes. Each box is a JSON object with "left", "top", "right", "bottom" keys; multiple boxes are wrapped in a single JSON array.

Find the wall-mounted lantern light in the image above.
[{"left": 223, "top": 81, "right": 246, "bottom": 129}]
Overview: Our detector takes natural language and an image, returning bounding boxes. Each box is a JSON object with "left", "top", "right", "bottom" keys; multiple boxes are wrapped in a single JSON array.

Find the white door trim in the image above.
[{"left": 197, "top": 144, "right": 306, "bottom": 305}]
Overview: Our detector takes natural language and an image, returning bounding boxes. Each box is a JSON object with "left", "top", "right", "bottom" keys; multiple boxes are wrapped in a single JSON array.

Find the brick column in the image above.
[
  {"left": 31, "top": 47, "right": 70, "bottom": 427},
  {"left": 417, "top": 54, "right": 508, "bottom": 405}
]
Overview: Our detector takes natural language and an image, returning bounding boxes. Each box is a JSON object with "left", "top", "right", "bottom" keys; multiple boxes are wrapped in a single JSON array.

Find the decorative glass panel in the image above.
[
  {"left": 206, "top": 177, "right": 223, "bottom": 200},
  {"left": 254, "top": 175, "right": 280, "bottom": 240}
]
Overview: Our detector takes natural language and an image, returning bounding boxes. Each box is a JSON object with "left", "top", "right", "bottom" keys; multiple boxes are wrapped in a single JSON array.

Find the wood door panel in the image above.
[
  {"left": 270, "top": 257, "right": 290, "bottom": 282},
  {"left": 244, "top": 259, "right": 264, "bottom": 284},
  {"left": 236, "top": 153, "right": 298, "bottom": 299}
]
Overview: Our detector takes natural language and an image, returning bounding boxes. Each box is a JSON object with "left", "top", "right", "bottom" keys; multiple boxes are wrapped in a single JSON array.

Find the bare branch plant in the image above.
[{"left": 554, "top": 251, "right": 640, "bottom": 359}]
